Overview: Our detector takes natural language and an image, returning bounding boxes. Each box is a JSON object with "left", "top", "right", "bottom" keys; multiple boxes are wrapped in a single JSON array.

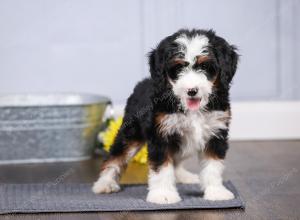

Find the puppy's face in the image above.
[
  {"left": 149, "top": 30, "right": 238, "bottom": 112},
  {"left": 167, "top": 35, "right": 216, "bottom": 111}
]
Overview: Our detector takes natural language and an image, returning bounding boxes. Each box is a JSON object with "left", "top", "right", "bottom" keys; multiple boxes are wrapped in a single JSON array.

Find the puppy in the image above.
[{"left": 93, "top": 29, "right": 239, "bottom": 204}]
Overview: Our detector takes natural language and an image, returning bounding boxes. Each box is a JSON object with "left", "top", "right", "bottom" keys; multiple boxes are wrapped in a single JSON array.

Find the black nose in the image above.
[{"left": 187, "top": 88, "right": 198, "bottom": 97}]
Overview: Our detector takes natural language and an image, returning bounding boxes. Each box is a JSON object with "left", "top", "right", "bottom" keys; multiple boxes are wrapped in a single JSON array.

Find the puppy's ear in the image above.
[
  {"left": 148, "top": 49, "right": 166, "bottom": 84},
  {"left": 148, "top": 49, "right": 160, "bottom": 80},
  {"left": 148, "top": 49, "right": 157, "bottom": 78},
  {"left": 212, "top": 35, "right": 239, "bottom": 89}
]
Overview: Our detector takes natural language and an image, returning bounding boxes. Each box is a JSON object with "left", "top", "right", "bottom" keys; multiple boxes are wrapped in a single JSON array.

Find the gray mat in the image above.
[{"left": 0, "top": 181, "right": 244, "bottom": 214}]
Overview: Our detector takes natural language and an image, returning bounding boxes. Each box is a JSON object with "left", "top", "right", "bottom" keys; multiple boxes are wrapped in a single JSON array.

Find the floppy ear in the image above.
[
  {"left": 148, "top": 49, "right": 158, "bottom": 79},
  {"left": 148, "top": 49, "right": 166, "bottom": 86},
  {"left": 212, "top": 36, "right": 239, "bottom": 89}
]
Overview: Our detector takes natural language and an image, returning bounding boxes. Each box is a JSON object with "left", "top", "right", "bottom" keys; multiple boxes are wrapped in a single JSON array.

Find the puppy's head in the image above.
[{"left": 149, "top": 29, "right": 238, "bottom": 112}]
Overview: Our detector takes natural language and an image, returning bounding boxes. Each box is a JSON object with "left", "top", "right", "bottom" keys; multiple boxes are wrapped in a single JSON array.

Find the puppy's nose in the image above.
[{"left": 187, "top": 88, "right": 198, "bottom": 97}]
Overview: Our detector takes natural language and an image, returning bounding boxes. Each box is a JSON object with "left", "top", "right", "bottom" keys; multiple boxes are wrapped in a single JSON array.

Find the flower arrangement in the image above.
[{"left": 98, "top": 117, "right": 148, "bottom": 164}]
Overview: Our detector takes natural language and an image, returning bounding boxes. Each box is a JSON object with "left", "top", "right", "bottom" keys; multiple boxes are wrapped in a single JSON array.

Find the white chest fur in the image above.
[{"left": 158, "top": 111, "right": 230, "bottom": 157}]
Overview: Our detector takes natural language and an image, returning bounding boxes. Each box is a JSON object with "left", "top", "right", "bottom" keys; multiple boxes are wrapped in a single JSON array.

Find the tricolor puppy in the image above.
[{"left": 93, "top": 29, "right": 239, "bottom": 204}]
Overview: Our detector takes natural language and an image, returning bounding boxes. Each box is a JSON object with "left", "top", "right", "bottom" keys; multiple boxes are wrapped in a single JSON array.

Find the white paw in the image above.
[
  {"left": 204, "top": 185, "right": 234, "bottom": 201},
  {"left": 146, "top": 189, "right": 182, "bottom": 204},
  {"left": 92, "top": 177, "right": 120, "bottom": 194}
]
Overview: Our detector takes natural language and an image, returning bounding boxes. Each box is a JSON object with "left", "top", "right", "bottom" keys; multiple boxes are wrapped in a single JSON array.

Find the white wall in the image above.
[{"left": 0, "top": 0, "right": 299, "bottom": 105}]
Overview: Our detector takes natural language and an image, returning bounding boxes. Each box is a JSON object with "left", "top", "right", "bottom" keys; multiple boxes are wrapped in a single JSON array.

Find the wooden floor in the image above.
[{"left": 0, "top": 140, "right": 299, "bottom": 220}]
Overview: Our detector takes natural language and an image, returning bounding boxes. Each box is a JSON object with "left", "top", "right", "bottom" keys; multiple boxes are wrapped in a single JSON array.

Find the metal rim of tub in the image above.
[{"left": 0, "top": 93, "right": 111, "bottom": 107}]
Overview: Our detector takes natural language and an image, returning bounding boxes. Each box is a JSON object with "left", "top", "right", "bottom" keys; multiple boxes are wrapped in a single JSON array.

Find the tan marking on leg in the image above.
[
  {"left": 93, "top": 140, "right": 144, "bottom": 194},
  {"left": 101, "top": 140, "right": 144, "bottom": 173}
]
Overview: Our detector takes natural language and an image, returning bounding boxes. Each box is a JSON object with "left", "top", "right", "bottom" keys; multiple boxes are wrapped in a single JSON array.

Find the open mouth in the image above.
[{"left": 186, "top": 98, "right": 201, "bottom": 111}]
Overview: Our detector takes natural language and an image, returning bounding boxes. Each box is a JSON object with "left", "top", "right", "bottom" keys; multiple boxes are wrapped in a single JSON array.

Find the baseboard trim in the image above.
[{"left": 112, "top": 101, "right": 300, "bottom": 140}]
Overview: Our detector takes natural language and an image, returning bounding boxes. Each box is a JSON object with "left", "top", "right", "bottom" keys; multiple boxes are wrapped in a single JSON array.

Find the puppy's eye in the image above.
[
  {"left": 195, "top": 61, "right": 209, "bottom": 70},
  {"left": 168, "top": 59, "right": 189, "bottom": 72},
  {"left": 167, "top": 59, "right": 189, "bottom": 80},
  {"left": 168, "top": 64, "right": 185, "bottom": 78},
  {"left": 199, "top": 62, "right": 209, "bottom": 69},
  {"left": 194, "top": 61, "right": 216, "bottom": 74}
]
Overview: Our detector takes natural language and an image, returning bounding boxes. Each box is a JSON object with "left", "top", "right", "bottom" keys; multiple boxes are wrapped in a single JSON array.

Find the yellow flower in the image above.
[
  {"left": 133, "top": 144, "right": 148, "bottom": 164},
  {"left": 100, "top": 117, "right": 123, "bottom": 152},
  {"left": 100, "top": 117, "right": 148, "bottom": 164}
]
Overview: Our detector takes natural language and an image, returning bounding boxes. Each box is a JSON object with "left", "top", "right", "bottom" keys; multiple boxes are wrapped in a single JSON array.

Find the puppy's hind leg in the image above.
[
  {"left": 175, "top": 160, "right": 199, "bottom": 184},
  {"left": 92, "top": 125, "right": 144, "bottom": 194}
]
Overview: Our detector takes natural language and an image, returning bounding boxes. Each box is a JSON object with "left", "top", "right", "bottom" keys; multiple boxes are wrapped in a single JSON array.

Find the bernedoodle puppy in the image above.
[{"left": 93, "top": 29, "right": 239, "bottom": 204}]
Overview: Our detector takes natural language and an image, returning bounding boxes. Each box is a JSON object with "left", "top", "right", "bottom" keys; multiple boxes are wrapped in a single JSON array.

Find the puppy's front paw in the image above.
[
  {"left": 92, "top": 177, "right": 120, "bottom": 194},
  {"left": 204, "top": 185, "right": 234, "bottom": 201},
  {"left": 146, "top": 189, "right": 181, "bottom": 204}
]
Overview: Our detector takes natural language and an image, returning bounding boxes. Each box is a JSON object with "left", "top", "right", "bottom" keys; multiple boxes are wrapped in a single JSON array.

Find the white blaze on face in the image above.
[
  {"left": 175, "top": 34, "right": 209, "bottom": 63},
  {"left": 171, "top": 34, "right": 213, "bottom": 111}
]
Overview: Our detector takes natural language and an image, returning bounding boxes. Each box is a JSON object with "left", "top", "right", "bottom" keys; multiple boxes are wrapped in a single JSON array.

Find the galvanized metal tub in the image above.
[{"left": 0, "top": 93, "right": 110, "bottom": 164}]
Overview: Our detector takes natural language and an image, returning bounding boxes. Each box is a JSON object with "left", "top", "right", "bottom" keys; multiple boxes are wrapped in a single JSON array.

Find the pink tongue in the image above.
[{"left": 187, "top": 98, "right": 201, "bottom": 111}]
